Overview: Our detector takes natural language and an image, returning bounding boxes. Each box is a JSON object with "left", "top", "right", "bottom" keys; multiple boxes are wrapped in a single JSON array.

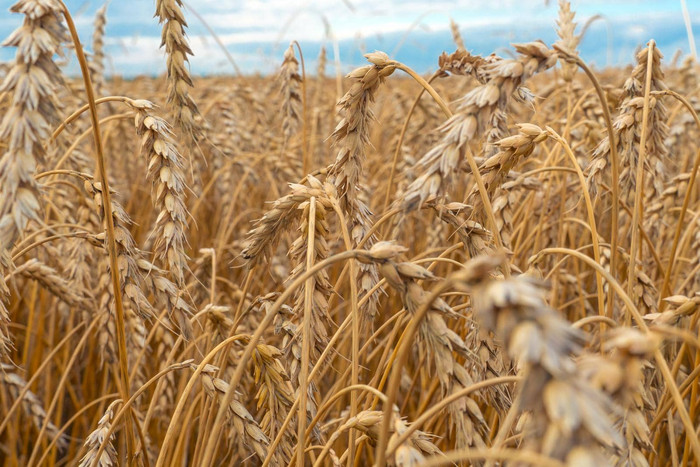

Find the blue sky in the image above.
[{"left": 1, "top": 1, "right": 698, "bottom": 76}]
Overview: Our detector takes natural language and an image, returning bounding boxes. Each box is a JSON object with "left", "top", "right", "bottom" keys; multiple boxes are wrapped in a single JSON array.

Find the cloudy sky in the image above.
[{"left": 1, "top": 1, "right": 698, "bottom": 76}]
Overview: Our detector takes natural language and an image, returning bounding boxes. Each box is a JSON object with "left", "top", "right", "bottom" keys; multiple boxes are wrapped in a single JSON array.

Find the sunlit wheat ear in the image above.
[
  {"left": 0, "top": 280, "right": 10, "bottom": 356},
  {"left": 1, "top": 363, "right": 68, "bottom": 451},
  {"left": 137, "top": 258, "right": 193, "bottom": 340},
  {"left": 0, "top": 0, "right": 68, "bottom": 355},
  {"left": 588, "top": 43, "right": 668, "bottom": 205},
  {"left": 94, "top": 256, "right": 118, "bottom": 366},
  {"left": 438, "top": 49, "right": 490, "bottom": 83},
  {"left": 154, "top": 0, "right": 201, "bottom": 143},
  {"left": 88, "top": 3, "right": 108, "bottom": 97},
  {"left": 398, "top": 42, "right": 557, "bottom": 213},
  {"left": 314, "top": 45, "right": 327, "bottom": 100},
  {"left": 125, "top": 306, "right": 148, "bottom": 392},
  {"left": 678, "top": 55, "right": 698, "bottom": 92},
  {"left": 284, "top": 180, "right": 335, "bottom": 441},
  {"left": 78, "top": 399, "right": 121, "bottom": 467},
  {"left": 464, "top": 258, "right": 623, "bottom": 464},
  {"left": 492, "top": 175, "right": 540, "bottom": 248},
  {"left": 646, "top": 172, "right": 689, "bottom": 245},
  {"left": 327, "top": 51, "right": 395, "bottom": 212},
  {"left": 468, "top": 123, "right": 547, "bottom": 218},
  {"left": 327, "top": 51, "right": 397, "bottom": 324},
  {"left": 129, "top": 99, "right": 190, "bottom": 288},
  {"left": 636, "top": 46, "right": 670, "bottom": 231},
  {"left": 644, "top": 294, "right": 700, "bottom": 327},
  {"left": 363, "top": 242, "right": 489, "bottom": 450},
  {"left": 241, "top": 177, "right": 336, "bottom": 263},
  {"left": 324, "top": 408, "right": 442, "bottom": 466},
  {"left": 193, "top": 363, "right": 269, "bottom": 462},
  {"left": 252, "top": 341, "right": 296, "bottom": 465},
  {"left": 555, "top": 1, "right": 581, "bottom": 83},
  {"left": 13, "top": 258, "right": 92, "bottom": 312},
  {"left": 152, "top": 315, "right": 177, "bottom": 416},
  {"left": 317, "top": 45, "right": 327, "bottom": 78},
  {"left": 85, "top": 180, "right": 154, "bottom": 320},
  {"left": 278, "top": 43, "right": 302, "bottom": 146}
]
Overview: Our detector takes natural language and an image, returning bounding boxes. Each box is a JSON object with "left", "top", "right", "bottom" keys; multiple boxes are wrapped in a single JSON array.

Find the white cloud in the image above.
[{"left": 3, "top": 0, "right": 695, "bottom": 76}]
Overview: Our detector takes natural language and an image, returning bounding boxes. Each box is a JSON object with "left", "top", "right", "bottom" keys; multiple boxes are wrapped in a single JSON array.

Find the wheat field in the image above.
[{"left": 0, "top": 0, "right": 699, "bottom": 466}]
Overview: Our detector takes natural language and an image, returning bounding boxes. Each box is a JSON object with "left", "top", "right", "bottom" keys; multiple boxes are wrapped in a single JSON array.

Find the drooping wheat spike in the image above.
[
  {"left": 1, "top": 363, "right": 68, "bottom": 451},
  {"left": 252, "top": 342, "right": 296, "bottom": 465},
  {"left": 464, "top": 256, "right": 623, "bottom": 464},
  {"left": 362, "top": 242, "right": 488, "bottom": 450},
  {"left": 327, "top": 51, "right": 396, "bottom": 324},
  {"left": 241, "top": 179, "right": 335, "bottom": 263},
  {"left": 85, "top": 180, "right": 154, "bottom": 320},
  {"left": 281, "top": 179, "right": 336, "bottom": 443},
  {"left": 579, "top": 329, "right": 656, "bottom": 467},
  {"left": 646, "top": 172, "right": 689, "bottom": 245},
  {"left": 555, "top": 1, "right": 581, "bottom": 83},
  {"left": 78, "top": 399, "right": 121, "bottom": 467},
  {"left": 13, "top": 258, "right": 93, "bottom": 311},
  {"left": 438, "top": 49, "right": 490, "bottom": 83},
  {"left": 492, "top": 175, "right": 540, "bottom": 248},
  {"left": 137, "top": 258, "right": 193, "bottom": 339},
  {"left": 327, "top": 51, "right": 395, "bottom": 213},
  {"left": 129, "top": 99, "right": 190, "bottom": 287},
  {"left": 644, "top": 294, "right": 699, "bottom": 328},
  {"left": 194, "top": 363, "right": 269, "bottom": 462},
  {"left": 390, "top": 412, "right": 443, "bottom": 466},
  {"left": 468, "top": 123, "right": 548, "bottom": 218},
  {"left": 323, "top": 408, "right": 442, "bottom": 466},
  {"left": 399, "top": 42, "right": 557, "bottom": 213},
  {"left": 154, "top": 0, "right": 201, "bottom": 143},
  {"left": 64, "top": 203, "right": 100, "bottom": 315},
  {"left": 278, "top": 43, "right": 302, "bottom": 146},
  {"left": 88, "top": 3, "right": 108, "bottom": 97},
  {"left": 0, "top": 0, "right": 67, "bottom": 352}
]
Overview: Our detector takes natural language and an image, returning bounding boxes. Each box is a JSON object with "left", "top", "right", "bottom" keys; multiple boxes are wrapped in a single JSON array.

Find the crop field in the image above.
[{"left": 0, "top": 0, "right": 699, "bottom": 465}]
